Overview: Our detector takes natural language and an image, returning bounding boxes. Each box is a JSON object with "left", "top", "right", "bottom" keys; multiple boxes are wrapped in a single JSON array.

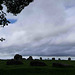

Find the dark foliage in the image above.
[
  {"left": 30, "top": 60, "right": 47, "bottom": 66},
  {"left": 14, "top": 54, "right": 22, "bottom": 61},
  {"left": 6, "top": 59, "right": 23, "bottom": 65},
  {"left": 27, "top": 56, "right": 33, "bottom": 60},
  {"left": 0, "top": 1, "right": 3, "bottom": 10},
  {"left": 0, "top": 11, "right": 10, "bottom": 27},
  {"left": 3, "top": 0, "right": 33, "bottom": 15},
  {"left": 0, "top": 0, "right": 33, "bottom": 27},
  {"left": 52, "top": 62, "right": 73, "bottom": 68},
  {"left": 0, "top": 37, "right": 5, "bottom": 42}
]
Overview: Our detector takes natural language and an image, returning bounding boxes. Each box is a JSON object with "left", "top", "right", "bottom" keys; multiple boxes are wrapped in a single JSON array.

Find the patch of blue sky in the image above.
[
  {"left": 7, "top": 19, "right": 17, "bottom": 24},
  {"left": 65, "top": 5, "right": 75, "bottom": 9}
]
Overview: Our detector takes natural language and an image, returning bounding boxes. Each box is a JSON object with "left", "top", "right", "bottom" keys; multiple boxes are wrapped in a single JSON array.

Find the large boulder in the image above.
[
  {"left": 52, "top": 58, "right": 55, "bottom": 60},
  {"left": 30, "top": 60, "right": 47, "bottom": 66},
  {"left": 52, "top": 62, "right": 73, "bottom": 68},
  {"left": 14, "top": 54, "right": 22, "bottom": 61},
  {"left": 6, "top": 59, "right": 23, "bottom": 65}
]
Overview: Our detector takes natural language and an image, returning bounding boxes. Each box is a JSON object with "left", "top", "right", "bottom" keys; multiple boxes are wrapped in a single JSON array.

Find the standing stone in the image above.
[
  {"left": 14, "top": 54, "right": 22, "bottom": 61},
  {"left": 68, "top": 57, "right": 71, "bottom": 61},
  {"left": 27, "top": 56, "right": 33, "bottom": 60},
  {"left": 40, "top": 57, "right": 42, "bottom": 60},
  {"left": 58, "top": 58, "right": 61, "bottom": 60},
  {"left": 52, "top": 58, "right": 55, "bottom": 60}
]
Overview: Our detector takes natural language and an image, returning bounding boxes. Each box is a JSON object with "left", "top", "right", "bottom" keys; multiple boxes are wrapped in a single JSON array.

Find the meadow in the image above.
[{"left": 0, "top": 60, "right": 74, "bottom": 75}]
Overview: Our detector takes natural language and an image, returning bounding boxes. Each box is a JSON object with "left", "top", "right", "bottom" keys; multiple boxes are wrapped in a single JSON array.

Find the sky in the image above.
[{"left": 0, "top": 0, "right": 75, "bottom": 57}]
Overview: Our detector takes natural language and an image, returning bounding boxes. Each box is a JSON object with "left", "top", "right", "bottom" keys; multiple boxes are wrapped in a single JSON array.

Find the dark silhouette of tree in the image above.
[
  {"left": 0, "top": 37, "right": 5, "bottom": 42},
  {"left": 0, "top": 0, "right": 33, "bottom": 27},
  {"left": 0, "top": 11, "right": 10, "bottom": 27},
  {"left": 0, "top": 0, "right": 33, "bottom": 41}
]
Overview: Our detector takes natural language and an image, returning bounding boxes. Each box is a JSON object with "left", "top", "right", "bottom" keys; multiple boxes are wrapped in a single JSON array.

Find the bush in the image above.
[
  {"left": 6, "top": 59, "right": 23, "bottom": 65},
  {"left": 30, "top": 60, "right": 47, "bottom": 66}
]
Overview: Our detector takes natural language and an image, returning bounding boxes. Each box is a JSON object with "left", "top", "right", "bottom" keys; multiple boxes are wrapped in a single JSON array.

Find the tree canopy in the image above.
[{"left": 0, "top": 0, "right": 33, "bottom": 27}]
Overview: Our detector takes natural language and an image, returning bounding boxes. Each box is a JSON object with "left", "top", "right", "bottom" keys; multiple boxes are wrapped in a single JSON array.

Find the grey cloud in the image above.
[
  {"left": 0, "top": 41, "right": 75, "bottom": 56},
  {"left": 0, "top": 0, "right": 75, "bottom": 57},
  {"left": 64, "top": 0, "right": 75, "bottom": 8}
]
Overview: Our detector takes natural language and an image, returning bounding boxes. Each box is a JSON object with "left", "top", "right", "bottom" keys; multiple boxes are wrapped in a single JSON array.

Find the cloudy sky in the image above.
[{"left": 0, "top": 0, "right": 75, "bottom": 57}]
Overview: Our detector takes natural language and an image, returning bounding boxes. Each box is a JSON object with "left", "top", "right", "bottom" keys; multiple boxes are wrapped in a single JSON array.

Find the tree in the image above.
[
  {"left": 0, "top": 0, "right": 33, "bottom": 41},
  {"left": 0, "top": 0, "right": 33, "bottom": 27}
]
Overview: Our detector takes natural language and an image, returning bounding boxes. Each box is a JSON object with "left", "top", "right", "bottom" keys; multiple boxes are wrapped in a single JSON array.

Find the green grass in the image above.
[{"left": 0, "top": 60, "right": 75, "bottom": 75}]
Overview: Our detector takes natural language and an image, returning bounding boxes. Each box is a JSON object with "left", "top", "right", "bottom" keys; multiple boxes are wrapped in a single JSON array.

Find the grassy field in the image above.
[{"left": 0, "top": 60, "right": 75, "bottom": 75}]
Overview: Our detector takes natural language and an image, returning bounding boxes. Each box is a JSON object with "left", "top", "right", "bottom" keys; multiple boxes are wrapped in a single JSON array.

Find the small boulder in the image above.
[
  {"left": 52, "top": 62, "right": 73, "bottom": 68},
  {"left": 6, "top": 59, "right": 23, "bottom": 65},
  {"left": 30, "top": 60, "right": 47, "bottom": 66}
]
